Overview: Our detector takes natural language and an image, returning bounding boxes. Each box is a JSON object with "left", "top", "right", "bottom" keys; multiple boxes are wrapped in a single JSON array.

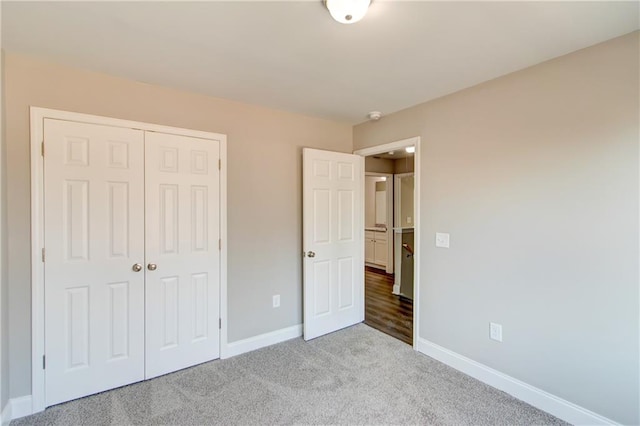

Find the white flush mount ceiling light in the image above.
[
  {"left": 325, "top": 0, "right": 371, "bottom": 24},
  {"left": 405, "top": 146, "right": 415, "bottom": 153}
]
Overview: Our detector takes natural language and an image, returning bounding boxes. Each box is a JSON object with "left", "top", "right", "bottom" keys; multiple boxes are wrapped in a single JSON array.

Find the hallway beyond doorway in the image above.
[{"left": 364, "top": 267, "right": 413, "bottom": 345}]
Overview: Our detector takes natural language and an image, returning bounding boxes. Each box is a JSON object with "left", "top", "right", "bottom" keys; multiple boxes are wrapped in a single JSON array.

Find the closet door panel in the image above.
[
  {"left": 43, "top": 119, "right": 145, "bottom": 407},
  {"left": 145, "top": 131, "right": 221, "bottom": 379}
]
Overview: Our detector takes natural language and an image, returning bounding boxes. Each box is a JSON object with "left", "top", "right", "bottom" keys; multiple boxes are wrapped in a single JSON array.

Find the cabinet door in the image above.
[
  {"left": 365, "top": 236, "right": 375, "bottom": 263},
  {"left": 374, "top": 232, "right": 388, "bottom": 266},
  {"left": 365, "top": 231, "right": 375, "bottom": 263}
]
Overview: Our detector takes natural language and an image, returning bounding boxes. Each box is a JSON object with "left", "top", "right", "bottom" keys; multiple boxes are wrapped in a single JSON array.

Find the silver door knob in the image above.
[
  {"left": 307, "top": 251, "right": 316, "bottom": 258},
  {"left": 147, "top": 263, "right": 157, "bottom": 271},
  {"left": 132, "top": 263, "right": 143, "bottom": 272}
]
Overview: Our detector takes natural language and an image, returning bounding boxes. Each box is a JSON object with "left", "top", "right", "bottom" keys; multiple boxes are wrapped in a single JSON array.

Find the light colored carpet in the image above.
[{"left": 12, "top": 324, "right": 567, "bottom": 425}]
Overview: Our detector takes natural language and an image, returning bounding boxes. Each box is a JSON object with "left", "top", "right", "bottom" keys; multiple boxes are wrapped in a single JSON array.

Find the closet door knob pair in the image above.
[{"left": 132, "top": 263, "right": 158, "bottom": 272}]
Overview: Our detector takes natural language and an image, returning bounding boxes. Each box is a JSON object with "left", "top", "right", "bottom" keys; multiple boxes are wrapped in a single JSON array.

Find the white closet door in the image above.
[
  {"left": 144, "top": 131, "right": 221, "bottom": 379},
  {"left": 43, "top": 119, "right": 145, "bottom": 406}
]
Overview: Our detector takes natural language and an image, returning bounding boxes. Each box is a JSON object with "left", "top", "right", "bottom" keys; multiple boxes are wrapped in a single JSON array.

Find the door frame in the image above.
[
  {"left": 364, "top": 172, "right": 394, "bottom": 273},
  {"left": 29, "top": 107, "right": 228, "bottom": 414},
  {"left": 354, "top": 136, "right": 420, "bottom": 349}
]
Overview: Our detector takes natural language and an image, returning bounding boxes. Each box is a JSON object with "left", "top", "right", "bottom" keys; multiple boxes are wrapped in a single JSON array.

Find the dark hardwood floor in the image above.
[{"left": 364, "top": 266, "right": 413, "bottom": 345}]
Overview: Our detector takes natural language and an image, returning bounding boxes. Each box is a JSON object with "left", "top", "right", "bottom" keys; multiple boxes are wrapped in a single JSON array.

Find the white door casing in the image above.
[
  {"left": 43, "top": 119, "right": 145, "bottom": 406},
  {"left": 144, "top": 131, "right": 221, "bottom": 379},
  {"left": 302, "top": 148, "right": 364, "bottom": 341},
  {"left": 354, "top": 136, "right": 421, "bottom": 349}
]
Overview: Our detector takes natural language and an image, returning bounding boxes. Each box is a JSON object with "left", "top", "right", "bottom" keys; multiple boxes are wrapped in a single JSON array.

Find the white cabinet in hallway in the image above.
[
  {"left": 374, "top": 231, "right": 388, "bottom": 266},
  {"left": 365, "top": 229, "right": 387, "bottom": 268}
]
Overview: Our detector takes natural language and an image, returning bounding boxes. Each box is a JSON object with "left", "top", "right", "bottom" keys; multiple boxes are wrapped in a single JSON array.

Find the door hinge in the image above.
[
  {"left": 42, "top": 248, "right": 45, "bottom": 262},
  {"left": 219, "top": 239, "right": 221, "bottom": 250},
  {"left": 219, "top": 318, "right": 222, "bottom": 329},
  {"left": 42, "top": 355, "right": 46, "bottom": 370},
  {"left": 218, "top": 159, "right": 221, "bottom": 170},
  {"left": 41, "top": 141, "right": 45, "bottom": 157}
]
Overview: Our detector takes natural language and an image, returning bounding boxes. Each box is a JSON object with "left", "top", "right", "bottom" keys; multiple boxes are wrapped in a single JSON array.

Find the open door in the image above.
[{"left": 303, "top": 148, "right": 364, "bottom": 340}]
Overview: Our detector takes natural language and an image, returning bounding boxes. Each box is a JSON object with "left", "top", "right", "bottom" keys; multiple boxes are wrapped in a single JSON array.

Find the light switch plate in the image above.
[
  {"left": 490, "top": 322, "right": 503, "bottom": 342},
  {"left": 435, "top": 232, "right": 450, "bottom": 248}
]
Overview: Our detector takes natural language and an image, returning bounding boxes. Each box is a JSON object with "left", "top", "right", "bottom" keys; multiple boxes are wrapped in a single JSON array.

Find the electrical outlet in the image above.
[
  {"left": 490, "top": 322, "right": 502, "bottom": 342},
  {"left": 273, "top": 295, "right": 280, "bottom": 308},
  {"left": 407, "top": 216, "right": 412, "bottom": 224},
  {"left": 435, "top": 232, "right": 450, "bottom": 248}
]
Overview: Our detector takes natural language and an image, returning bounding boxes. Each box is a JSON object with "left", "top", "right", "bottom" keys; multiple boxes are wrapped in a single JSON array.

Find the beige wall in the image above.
[
  {"left": 398, "top": 176, "right": 414, "bottom": 228},
  {"left": 364, "top": 156, "right": 394, "bottom": 173},
  {"left": 4, "top": 52, "right": 352, "bottom": 398},
  {"left": 394, "top": 156, "right": 414, "bottom": 174},
  {"left": 354, "top": 32, "right": 639, "bottom": 424}
]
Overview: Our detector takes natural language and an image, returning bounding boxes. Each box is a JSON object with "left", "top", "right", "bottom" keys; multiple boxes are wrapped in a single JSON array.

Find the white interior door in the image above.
[
  {"left": 44, "top": 119, "right": 145, "bottom": 406},
  {"left": 303, "top": 148, "right": 363, "bottom": 340},
  {"left": 144, "top": 131, "right": 221, "bottom": 379}
]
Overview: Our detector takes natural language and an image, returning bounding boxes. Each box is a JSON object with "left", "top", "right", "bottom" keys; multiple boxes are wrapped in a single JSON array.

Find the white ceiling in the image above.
[{"left": 2, "top": 1, "right": 638, "bottom": 124}]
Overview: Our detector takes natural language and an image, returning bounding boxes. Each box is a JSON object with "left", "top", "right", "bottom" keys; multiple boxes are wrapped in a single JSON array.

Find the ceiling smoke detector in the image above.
[{"left": 368, "top": 111, "right": 382, "bottom": 121}]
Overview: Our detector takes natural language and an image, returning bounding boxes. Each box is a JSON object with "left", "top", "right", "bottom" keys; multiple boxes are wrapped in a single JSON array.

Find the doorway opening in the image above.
[{"left": 355, "top": 138, "right": 419, "bottom": 347}]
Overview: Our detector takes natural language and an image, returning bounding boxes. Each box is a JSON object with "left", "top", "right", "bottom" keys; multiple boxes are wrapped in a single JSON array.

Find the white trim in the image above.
[
  {"left": 30, "top": 108, "right": 45, "bottom": 413},
  {"left": 9, "top": 396, "right": 32, "bottom": 421},
  {"left": 393, "top": 172, "right": 415, "bottom": 297},
  {"left": 1, "top": 401, "right": 10, "bottom": 426},
  {"left": 1, "top": 396, "right": 33, "bottom": 423},
  {"left": 359, "top": 155, "right": 366, "bottom": 324},
  {"left": 219, "top": 139, "right": 229, "bottom": 359},
  {"left": 416, "top": 337, "right": 619, "bottom": 426},
  {"left": 354, "top": 137, "right": 421, "bottom": 350},
  {"left": 223, "top": 325, "right": 302, "bottom": 359},
  {"left": 30, "top": 107, "right": 228, "bottom": 413}
]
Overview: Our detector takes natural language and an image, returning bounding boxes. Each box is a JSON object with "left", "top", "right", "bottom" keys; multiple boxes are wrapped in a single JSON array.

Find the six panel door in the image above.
[
  {"left": 302, "top": 148, "right": 364, "bottom": 341},
  {"left": 43, "top": 119, "right": 223, "bottom": 406},
  {"left": 43, "top": 119, "right": 146, "bottom": 406},
  {"left": 144, "top": 131, "right": 221, "bottom": 379}
]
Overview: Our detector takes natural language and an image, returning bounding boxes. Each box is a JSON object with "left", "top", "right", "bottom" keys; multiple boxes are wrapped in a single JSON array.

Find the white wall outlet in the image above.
[
  {"left": 407, "top": 216, "right": 412, "bottom": 224},
  {"left": 273, "top": 295, "right": 280, "bottom": 308},
  {"left": 490, "top": 322, "right": 503, "bottom": 342},
  {"left": 435, "top": 232, "right": 450, "bottom": 248}
]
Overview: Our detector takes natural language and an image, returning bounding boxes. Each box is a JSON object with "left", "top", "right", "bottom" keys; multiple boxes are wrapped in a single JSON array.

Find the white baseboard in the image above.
[
  {"left": 416, "top": 337, "right": 618, "bottom": 426},
  {"left": 392, "top": 284, "right": 400, "bottom": 295},
  {"left": 1, "top": 401, "right": 10, "bottom": 426},
  {"left": 222, "top": 324, "right": 302, "bottom": 359},
  {"left": 1, "top": 395, "right": 32, "bottom": 423}
]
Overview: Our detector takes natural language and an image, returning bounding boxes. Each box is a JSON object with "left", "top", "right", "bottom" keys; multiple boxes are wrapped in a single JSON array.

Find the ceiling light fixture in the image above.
[
  {"left": 405, "top": 146, "right": 415, "bottom": 153},
  {"left": 325, "top": 0, "right": 371, "bottom": 24}
]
